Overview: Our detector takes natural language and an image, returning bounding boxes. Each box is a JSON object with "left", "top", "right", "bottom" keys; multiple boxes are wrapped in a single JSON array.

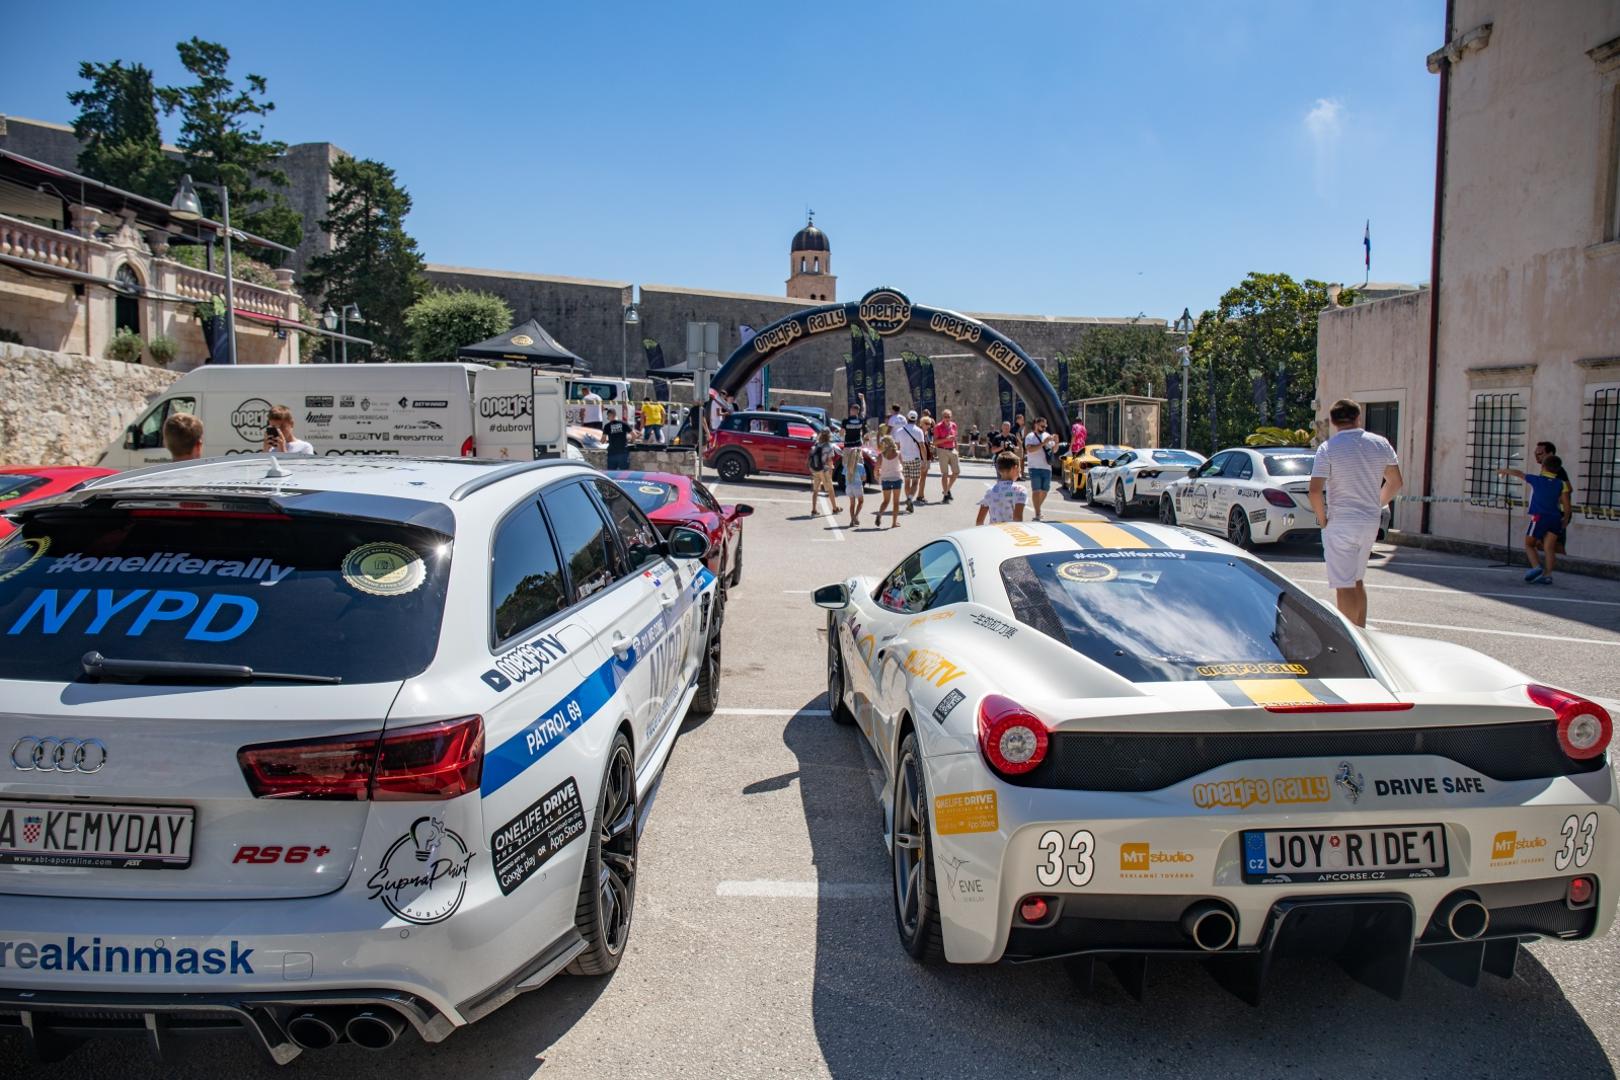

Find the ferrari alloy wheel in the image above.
[
  {"left": 1159, "top": 494, "right": 1177, "bottom": 526},
  {"left": 569, "top": 732, "right": 637, "bottom": 975},
  {"left": 1113, "top": 482, "right": 1128, "bottom": 518},
  {"left": 728, "top": 534, "right": 743, "bottom": 588},
  {"left": 892, "top": 733, "right": 945, "bottom": 962},
  {"left": 827, "top": 615, "right": 856, "bottom": 726},
  {"left": 1227, "top": 507, "right": 1252, "bottom": 549},
  {"left": 716, "top": 452, "right": 748, "bottom": 483}
]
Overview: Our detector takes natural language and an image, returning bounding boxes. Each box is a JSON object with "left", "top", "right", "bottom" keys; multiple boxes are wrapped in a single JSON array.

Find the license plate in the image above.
[
  {"left": 0, "top": 801, "right": 194, "bottom": 870},
  {"left": 1242, "top": 824, "right": 1447, "bottom": 884}
]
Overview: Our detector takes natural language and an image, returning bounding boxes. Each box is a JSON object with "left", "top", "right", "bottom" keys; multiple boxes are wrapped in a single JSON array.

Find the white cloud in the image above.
[{"left": 1304, "top": 98, "right": 1345, "bottom": 197}]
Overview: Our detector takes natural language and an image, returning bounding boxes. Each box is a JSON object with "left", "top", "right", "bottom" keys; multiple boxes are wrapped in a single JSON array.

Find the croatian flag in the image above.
[{"left": 1363, "top": 220, "right": 1371, "bottom": 271}]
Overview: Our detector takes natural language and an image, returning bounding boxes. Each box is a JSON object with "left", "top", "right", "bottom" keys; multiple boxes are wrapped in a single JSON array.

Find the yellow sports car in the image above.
[{"left": 1061, "top": 444, "right": 1132, "bottom": 499}]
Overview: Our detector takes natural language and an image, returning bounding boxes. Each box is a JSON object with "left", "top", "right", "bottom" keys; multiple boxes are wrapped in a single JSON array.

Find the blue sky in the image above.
[{"left": 2, "top": 1, "right": 1442, "bottom": 321}]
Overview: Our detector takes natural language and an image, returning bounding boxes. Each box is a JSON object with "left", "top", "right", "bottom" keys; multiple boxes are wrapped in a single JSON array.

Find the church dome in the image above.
[{"left": 790, "top": 223, "right": 830, "bottom": 253}]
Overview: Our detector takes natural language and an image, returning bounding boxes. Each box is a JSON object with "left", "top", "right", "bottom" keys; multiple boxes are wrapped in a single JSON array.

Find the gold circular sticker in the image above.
[
  {"left": 341, "top": 542, "right": 425, "bottom": 597},
  {"left": 510, "top": 334, "right": 535, "bottom": 346},
  {"left": 1057, "top": 560, "right": 1117, "bottom": 584},
  {"left": 0, "top": 536, "right": 49, "bottom": 583},
  {"left": 638, "top": 484, "right": 666, "bottom": 495}
]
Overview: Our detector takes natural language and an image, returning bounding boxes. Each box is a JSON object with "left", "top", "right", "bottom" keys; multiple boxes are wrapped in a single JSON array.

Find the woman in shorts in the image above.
[
  {"left": 844, "top": 446, "right": 866, "bottom": 528},
  {"left": 877, "top": 435, "right": 904, "bottom": 529}
]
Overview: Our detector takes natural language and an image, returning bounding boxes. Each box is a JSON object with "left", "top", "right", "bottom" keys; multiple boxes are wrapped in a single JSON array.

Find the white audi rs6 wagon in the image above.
[
  {"left": 815, "top": 518, "right": 1617, "bottom": 1002},
  {"left": 0, "top": 455, "right": 722, "bottom": 1063}
]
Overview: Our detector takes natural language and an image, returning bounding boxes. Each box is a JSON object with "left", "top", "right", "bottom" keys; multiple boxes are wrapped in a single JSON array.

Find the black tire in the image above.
[
  {"left": 1159, "top": 495, "right": 1177, "bottom": 526},
  {"left": 1113, "top": 482, "right": 1128, "bottom": 518},
  {"left": 826, "top": 614, "right": 856, "bottom": 726},
  {"left": 715, "top": 452, "right": 748, "bottom": 483},
  {"left": 689, "top": 590, "right": 723, "bottom": 717},
  {"left": 1227, "top": 507, "right": 1252, "bottom": 549},
  {"left": 727, "top": 534, "right": 743, "bottom": 589},
  {"left": 568, "top": 732, "right": 637, "bottom": 976},
  {"left": 892, "top": 731, "right": 944, "bottom": 962}
]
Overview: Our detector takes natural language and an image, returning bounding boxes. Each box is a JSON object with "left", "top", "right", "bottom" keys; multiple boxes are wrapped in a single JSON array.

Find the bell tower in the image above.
[{"left": 786, "top": 212, "right": 836, "bottom": 302}]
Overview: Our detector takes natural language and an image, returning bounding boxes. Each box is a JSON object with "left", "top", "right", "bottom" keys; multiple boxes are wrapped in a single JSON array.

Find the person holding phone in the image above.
[{"left": 263, "top": 405, "right": 314, "bottom": 455}]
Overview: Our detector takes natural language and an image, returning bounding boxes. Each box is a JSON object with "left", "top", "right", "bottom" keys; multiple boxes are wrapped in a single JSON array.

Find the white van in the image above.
[
  {"left": 98, "top": 363, "right": 566, "bottom": 469},
  {"left": 565, "top": 376, "right": 632, "bottom": 427}
]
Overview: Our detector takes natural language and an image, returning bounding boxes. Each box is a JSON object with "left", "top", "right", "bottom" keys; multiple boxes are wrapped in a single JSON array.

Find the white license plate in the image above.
[
  {"left": 0, "top": 801, "right": 194, "bottom": 870},
  {"left": 1242, "top": 824, "right": 1447, "bottom": 884}
]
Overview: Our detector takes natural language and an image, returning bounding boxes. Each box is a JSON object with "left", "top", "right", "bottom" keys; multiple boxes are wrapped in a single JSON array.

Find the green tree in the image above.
[
  {"left": 1184, "top": 272, "right": 1351, "bottom": 454},
  {"left": 302, "top": 156, "right": 426, "bottom": 360},
  {"left": 1057, "top": 322, "right": 1179, "bottom": 401},
  {"left": 158, "top": 38, "right": 299, "bottom": 253},
  {"left": 67, "top": 60, "right": 172, "bottom": 200},
  {"left": 404, "top": 288, "right": 512, "bottom": 363}
]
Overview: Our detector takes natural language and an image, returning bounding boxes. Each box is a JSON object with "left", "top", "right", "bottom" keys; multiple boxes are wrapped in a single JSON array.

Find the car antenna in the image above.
[{"left": 264, "top": 453, "right": 290, "bottom": 479}]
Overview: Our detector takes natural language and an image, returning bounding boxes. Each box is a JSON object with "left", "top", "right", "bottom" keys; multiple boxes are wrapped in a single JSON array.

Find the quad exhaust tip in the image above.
[
  {"left": 1440, "top": 894, "right": 1490, "bottom": 940},
  {"left": 346, "top": 1008, "right": 407, "bottom": 1050},
  {"left": 1182, "top": 900, "right": 1239, "bottom": 952}
]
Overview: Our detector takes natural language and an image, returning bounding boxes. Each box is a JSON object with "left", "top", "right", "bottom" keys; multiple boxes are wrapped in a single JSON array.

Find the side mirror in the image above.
[
  {"left": 732, "top": 503, "right": 755, "bottom": 518},
  {"left": 124, "top": 424, "right": 139, "bottom": 450},
  {"left": 665, "top": 525, "right": 710, "bottom": 560},
  {"left": 812, "top": 583, "right": 850, "bottom": 610}
]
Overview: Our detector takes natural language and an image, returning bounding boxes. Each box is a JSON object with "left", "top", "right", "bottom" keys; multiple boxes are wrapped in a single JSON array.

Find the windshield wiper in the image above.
[{"left": 80, "top": 651, "right": 342, "bottom": 685}]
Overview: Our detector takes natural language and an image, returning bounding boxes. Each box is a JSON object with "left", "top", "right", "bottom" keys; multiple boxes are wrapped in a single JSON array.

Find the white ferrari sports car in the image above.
[
  {"left": 815, "top": 518, "right": 1617, "bottom": 1000},
  {"left": 0, "top": 455, "right": 722, "bottom": 1063},
  {"left": 1084, "top": 448, "right": 1205, "bottom": 518}
]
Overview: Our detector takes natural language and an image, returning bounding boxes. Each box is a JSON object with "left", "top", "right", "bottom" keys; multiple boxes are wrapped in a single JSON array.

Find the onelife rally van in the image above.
[{"left": 97, "top": 363, "right": 566, "bottom": 469}]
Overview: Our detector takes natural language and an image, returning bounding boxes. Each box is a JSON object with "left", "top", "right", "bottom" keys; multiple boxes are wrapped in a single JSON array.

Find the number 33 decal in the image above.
[
  {"left": 1035, "top": 828, "right": 1095, "bottom": 888},
  {"left": 1555, "top": 812, "right": 1598, "bottom": 871}
]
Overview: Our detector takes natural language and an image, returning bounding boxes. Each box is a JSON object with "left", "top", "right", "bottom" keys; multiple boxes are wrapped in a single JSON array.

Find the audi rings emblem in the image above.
[{"left": 10, "top": 737, "right": 108, "bottom": 773}]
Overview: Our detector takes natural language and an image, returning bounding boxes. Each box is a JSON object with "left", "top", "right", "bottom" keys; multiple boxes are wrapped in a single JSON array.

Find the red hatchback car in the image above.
[
  {"left": 609, "top": 471, "right": 752, "bottom": 589},
  {"left": 705, "top": 410, "right": 877, "bottom": 487},
  {"left": 0, "top": 466, "right": 118, "bottom": 539}
]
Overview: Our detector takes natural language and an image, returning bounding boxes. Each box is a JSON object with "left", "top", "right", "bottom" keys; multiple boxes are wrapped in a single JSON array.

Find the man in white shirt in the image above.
[
  {"left": 582, "top": 389, "right": 605, "bottom": 428},
  {"left": 1023, "top": 416, "right": 1058, "bottom": 521},
  {"left": 1309, "top": 398, "right": 1403, "bottom": 627},
  {"left": 886, "top": 404, "right": 907, "bottom": 435},
  {"left": 265, "top": 405, "right": 314, "bottom": 455},
  {"left": 896, "top": 410, "right": 926, "bottom": 514}
]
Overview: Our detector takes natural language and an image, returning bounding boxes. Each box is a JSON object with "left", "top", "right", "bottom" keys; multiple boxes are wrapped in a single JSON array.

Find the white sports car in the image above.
[
  {"left": 0, "top": 455, "right": 722, "bottom": 1063},
  {"left": 815, "top": 519, "right": 1617, "bottom": 1000},
  {"left": 1085, "top": 448, "right": 1205, "bottom": 518}
]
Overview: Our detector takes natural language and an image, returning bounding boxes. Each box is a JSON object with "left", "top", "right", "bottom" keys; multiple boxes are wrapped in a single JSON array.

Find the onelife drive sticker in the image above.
[
  {"left": 491, "top": 777, "right": 587, "bottom": 896},
  {"left": 935, "top": 791, "right": 998, "bottom": 835}
]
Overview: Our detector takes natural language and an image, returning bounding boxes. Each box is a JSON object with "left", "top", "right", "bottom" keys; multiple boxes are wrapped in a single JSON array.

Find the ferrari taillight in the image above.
[
  {"left": 977, "top": 695, "right": 1049, "bottom": 776},
  {"left": 460, "top": 436, "right": 476, "bottom": 457},
  {"left": 1137, "top": 469, "right": 1160, "bottom": 479},
  {"left": 1528, "top": 684, "right": 1612, "bottom": 760},
  {"left": 238, "top": 716, "right": 484, "bottom": 800}
]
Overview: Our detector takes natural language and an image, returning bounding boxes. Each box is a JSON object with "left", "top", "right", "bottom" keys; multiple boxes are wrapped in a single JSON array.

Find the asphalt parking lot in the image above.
[{"left": 7, "top": 458, "right": 1620, "bottom": 1079}]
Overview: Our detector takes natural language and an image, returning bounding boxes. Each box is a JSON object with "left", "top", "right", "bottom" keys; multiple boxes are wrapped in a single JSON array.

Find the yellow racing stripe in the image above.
[
  {"left": 1232, "top": 678, "right": 1323, "bottom": 707},
  {"left": 1076, "top": 522, "right": 1151, "bottom": 549}
]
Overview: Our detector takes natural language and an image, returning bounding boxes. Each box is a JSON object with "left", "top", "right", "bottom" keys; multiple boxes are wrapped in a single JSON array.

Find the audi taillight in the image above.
[
  {"left": 977, "top": 695, "right": 1049, "bottom": 776},
  {"left": 1528, "top": 684, "right": 1612, "bottom": 760},
  {"left": 238, "top": 716, "right": 484, "bottom": 800},
  {"left": 1263, "top": 488, "right": 1296, "bottom": 508},
  {"left": 460, "top": 436, "right": 476, "bottom": 457}
]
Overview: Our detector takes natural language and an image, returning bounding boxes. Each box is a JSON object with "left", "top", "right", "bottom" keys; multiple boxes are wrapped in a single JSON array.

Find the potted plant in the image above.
[
  {"left": 194, "top": 295, "right": 231, "bottom": 364},
  {"left": 147, "top": 334, "right": 178, "bottom": 367},
  {"left": 105, "top": 327, "right": 144, "bottom": 364}
]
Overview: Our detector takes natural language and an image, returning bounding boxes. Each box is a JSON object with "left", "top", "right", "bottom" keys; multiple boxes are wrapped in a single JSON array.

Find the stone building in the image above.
[
  {"left": 1316, "top": 0, "right": 1620, "bottom": 566},
  {"left": 786, "top": 215, "right": 835, "bottom": 301}
]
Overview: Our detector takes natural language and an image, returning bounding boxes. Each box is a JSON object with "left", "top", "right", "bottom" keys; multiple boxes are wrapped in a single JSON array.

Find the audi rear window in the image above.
[
  {"left": 1000, "top": 550, "right": 1368, "bottom": 683},
  {"left": 0, "top": 511, "right": 451, "bottom": 683}
]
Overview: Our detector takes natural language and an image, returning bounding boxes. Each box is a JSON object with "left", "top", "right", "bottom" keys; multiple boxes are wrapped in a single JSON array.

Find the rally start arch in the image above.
[{"left": 711, "top": 287, "right": 1068, "bottom": 430}]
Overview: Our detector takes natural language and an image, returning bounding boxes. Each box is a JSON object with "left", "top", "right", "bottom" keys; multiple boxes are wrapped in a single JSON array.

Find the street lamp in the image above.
[
  {"left": 322, "top": 307, "right": 338, "bottom": 364},
  {"left": 1173, "top": 307, "right": 1193, "bottom": 448},
  {"left": 621, "top": 302, "right": 640, "bottom": 380},
  {"left": 341, "top": 303, "right": 363, "bottom": 364},
  {"left": 170, "top": 174, "right": 237, "bottom": 365}
]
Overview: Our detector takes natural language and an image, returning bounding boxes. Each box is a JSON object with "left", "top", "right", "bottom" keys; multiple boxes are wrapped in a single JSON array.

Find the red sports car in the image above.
[
  {"left": 610, "top": 471, "right": 752, "bottom": 589},
  {"left": 0, "top": 466, "right": 118, "bottom": 538}
]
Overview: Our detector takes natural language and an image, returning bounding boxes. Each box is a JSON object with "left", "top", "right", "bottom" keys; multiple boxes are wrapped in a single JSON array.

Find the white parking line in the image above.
[
  {"left": 716, "top": 880, "right": 888, "bottom": 899},
  {"left": 711, "top": 707, "right": 832, "bottom": 717},
  {"left": 1369, "top": 618, "right": 1620, "bottom": 647},
  {"left": 1287, "top": 577, "right": 1620, "bottom": 608}
]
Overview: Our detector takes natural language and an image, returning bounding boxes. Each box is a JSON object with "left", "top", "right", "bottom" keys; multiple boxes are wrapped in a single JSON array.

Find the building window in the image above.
[
  {"left": 800, "top": 257, "right": 806, "bottom": 273},
  {"left": 1581, "top": 385, "right": 1620, "bottom": 519},
  {"left": 114, "top": 263, "right": 141, "bottom": 336},
  {"left": 813, "top": 257, "right": 820, "bottom": 273},
  {"left": 1363, "top": 401, "right": 1399, "bottom": 447},
  {"left": 1465, "top": 391, "right": 1526, "bottom": 506}
]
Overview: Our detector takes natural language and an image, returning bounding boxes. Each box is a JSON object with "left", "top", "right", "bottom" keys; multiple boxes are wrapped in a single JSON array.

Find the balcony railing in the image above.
[
  {"left": 0, "top": 214, "right": 91, "bottom": 272},
  {"left": 160, "top": 260, "right": 293, "bottom": 318}
]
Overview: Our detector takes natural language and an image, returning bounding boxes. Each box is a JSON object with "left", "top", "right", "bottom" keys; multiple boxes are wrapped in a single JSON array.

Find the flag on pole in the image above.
[{"left": 1363, "top": 220, "right": 1371, "bottom": 279}]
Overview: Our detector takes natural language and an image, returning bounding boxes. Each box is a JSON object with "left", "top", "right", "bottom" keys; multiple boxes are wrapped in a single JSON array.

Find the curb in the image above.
[{"left": 1384, "top": 530, "right": 1620, "bottom": 581}]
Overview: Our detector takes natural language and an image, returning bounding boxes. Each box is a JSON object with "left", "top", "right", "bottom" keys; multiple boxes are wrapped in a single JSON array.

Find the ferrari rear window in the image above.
[
  {"left": 0, "top": 475, "right": 48, "bottom": 503},
  {"left": 0, "top": 511, "right": 451, "bottom": 684},
  {"left": 1000, "top": 550, "right": 1369, "bottom": 683},
  {"left": 616, "top": 479, "right": 678, "bottom": 513}
]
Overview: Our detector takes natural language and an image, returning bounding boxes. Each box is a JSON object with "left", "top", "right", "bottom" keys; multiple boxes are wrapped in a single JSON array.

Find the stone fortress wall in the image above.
[{"left": 0, "top": 343, "right": 178, "bottom": 466}]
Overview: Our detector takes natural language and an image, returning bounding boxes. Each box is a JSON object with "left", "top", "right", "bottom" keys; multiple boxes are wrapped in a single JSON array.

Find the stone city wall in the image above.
[
  {"left": 0, "top": 343, "right": 178, "bottom": 466},
  {"left": 425, "top": 265, "right": 633, "bottom": 369}
]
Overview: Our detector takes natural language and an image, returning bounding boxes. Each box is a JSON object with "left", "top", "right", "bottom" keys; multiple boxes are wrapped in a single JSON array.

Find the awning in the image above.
[{"left": 456, "top": 317, "right": 587, "bottom": 371}]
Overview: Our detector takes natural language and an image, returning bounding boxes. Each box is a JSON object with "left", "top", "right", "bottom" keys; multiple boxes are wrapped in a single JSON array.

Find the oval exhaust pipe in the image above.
[
  {"left": 1181, "top": 900, "right": 1238, "bottom": 952},
  {"left": 285, "top": 1010, "right": 343, "bottom": 1051},
  {"left": 346, "top": 1008, "right": 407, "bottom": 1051},
  {"left": 1440, "top": 895, "right": 1490, "bottom": 940}
]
